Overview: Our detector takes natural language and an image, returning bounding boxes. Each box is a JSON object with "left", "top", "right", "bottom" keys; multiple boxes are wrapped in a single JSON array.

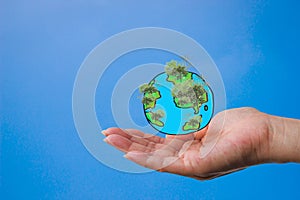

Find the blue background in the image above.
[{"left": 1, "top": 0, "right": 300, "bottom": 199}]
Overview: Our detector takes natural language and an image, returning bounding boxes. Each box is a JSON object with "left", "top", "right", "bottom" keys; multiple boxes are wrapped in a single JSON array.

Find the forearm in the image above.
[{"left": 267, "top": 115, "right": 300, "bottom": 163}]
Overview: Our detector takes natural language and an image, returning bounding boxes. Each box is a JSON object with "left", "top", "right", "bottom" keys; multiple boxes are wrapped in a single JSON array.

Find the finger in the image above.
[
  {"left": 105, "top": 133, "right": 170, "bottom": 154},
  {"left": 125, "top": 129, "right": 164, "bottom": 143},
  {"left": 104, "top": 129, "right": 186, "bottom": 155},
  {"left": 102, "top": 128, "right": 164, "bottom": 144},
  {"left": 102, "top": 127, "right": 130, "bottom": 137},
  {"left": 105, "top": 134, "right": 161, "bottom": 153},
  {"left": 104, "top": 134, "right": 132, "bottom": 152}
]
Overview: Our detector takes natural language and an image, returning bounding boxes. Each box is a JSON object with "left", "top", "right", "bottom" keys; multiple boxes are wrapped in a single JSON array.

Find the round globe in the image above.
[{"left": 140, "top": 61, "right": 214, "bottom": 135}]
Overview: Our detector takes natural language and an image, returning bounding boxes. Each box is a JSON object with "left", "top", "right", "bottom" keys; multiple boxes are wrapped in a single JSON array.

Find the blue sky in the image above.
[{"left": 1, "top": 0, "right": 300, "bottom": 199}]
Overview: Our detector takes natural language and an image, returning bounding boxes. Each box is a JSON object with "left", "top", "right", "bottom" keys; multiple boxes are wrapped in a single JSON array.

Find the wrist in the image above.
[{"left": 266, "top": 114, "right": 300, "bottom": 163}]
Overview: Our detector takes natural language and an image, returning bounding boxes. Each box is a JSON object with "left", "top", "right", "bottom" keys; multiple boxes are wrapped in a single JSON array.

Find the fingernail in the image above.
[
  {"left": 103, "top": 138, "right": 109, "bottom": 143},
  {"left": 123, "top": 154, "right": 129, "bottom": 159},
  {"left": 101, "top": 129, "right": 108, "bottom": 136},
  {"left": 124, "top": 152, "right": 134, "bottom": 159},
  {"left": 124, "top": 152, "right": 136, "bottom": 160}
]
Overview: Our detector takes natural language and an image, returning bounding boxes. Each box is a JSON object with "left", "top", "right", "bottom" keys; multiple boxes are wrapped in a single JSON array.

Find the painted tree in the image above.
[
  {"left": 172, "top": 80, "right": 192, "bottom": 96},
  {"left": 165, "top": 60, "right": 178, "bottom": 75},
  {"left": 165, "top": 60, "right": 188, "bottom": 81},
  {"left": 172, "top": 80, "right": 197, "bottom": 105},
  {"left": 139, "top": 83, "right": 158, "bottom": 94},
  {"left": 174, "top": 65, "right": 188, "bottom": 80},
  {"left": 177, "top": 96, "right": 190, "bottom": 105},
  {"left": 151, "top": 109, "right": 165, "bottom": 121},
  {"left": 139, "top": 84, "right": 149, "bottom": 93},
  {"left": 188, "top": 115, "right": 202, "bottom": 127},
  {"left": 142, "top": 96, "right": 154, "bottom": 105},
  {"left": 193, "top": 84, "right": 205, "bottom": 97}
]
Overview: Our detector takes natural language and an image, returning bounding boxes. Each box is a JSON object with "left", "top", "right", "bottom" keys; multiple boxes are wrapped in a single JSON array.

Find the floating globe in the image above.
[{"left": 140, "top": 61, "right": 214, "bottom": 135}]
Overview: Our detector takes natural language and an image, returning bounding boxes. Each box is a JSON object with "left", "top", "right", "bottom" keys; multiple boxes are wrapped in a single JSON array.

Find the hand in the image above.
[{"left": 102, "top": 107, "right": 300, "bottom": 180}]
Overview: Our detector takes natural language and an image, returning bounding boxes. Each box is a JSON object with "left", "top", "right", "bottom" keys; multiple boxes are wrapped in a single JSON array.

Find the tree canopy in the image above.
[
  {"left": 165, "top": 60, "right": 188, "bottom": 81},
  {"left": 139, "top": 84, "right": 158, "bottom": 94},
  {"left": 142, "top": 96, "right": 154, "bottom": 105},
  {"left": 187, "top": 115, "right": 202, "bottom": 126},
  {"left": 151, "top": 109, "right": 165, "bottom": 121}
]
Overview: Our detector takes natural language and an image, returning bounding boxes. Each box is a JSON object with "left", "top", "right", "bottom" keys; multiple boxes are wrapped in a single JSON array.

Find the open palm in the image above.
[{"left": 103, "top": 107, "right": 271, "bottom": 180}]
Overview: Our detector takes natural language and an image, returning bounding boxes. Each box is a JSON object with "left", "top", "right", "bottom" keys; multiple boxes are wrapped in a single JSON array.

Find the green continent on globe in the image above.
[
  {"left": 139, "top": 83, "right": 165, "bottom": 126},
  {"left": 145, "top": 110, "right": 165, "bottom": 127},
  {"left": 183, "top": 115, "right": 202, "bottom": 131},
  {"left": 139, "top": 82, "right": 161, "bottom": 110},
  {"left": 167, "top": 71, "right": 193, "bottom": 84},
  {"left": 165, "top": 60, "right": 208, "bottom": 114}
]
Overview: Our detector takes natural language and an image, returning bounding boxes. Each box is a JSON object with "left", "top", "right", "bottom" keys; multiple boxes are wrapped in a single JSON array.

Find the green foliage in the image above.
[
  {"left": 155, "top": 109, "right": 165, "bottom": 118},
  {"left": 139, "top": 84, "right": 149, "bottom": 93},
  {"left": 172, "top": 80, "right": 193, "bottom": 96},
  {"left": 171, "top": 79, "right": 207, "bottom": 112},
  {"left": 177, "top": 96, "right": 190, "bottom": 105},
  {"left": 151, "top": 109, "right": 165, "bottom": 121},
  {"left": 172, "top": 80, "right": 197, "bottom": 105},
  {"left": 142, "top": 96, "right": 154, "bottom": 105},
  {"left": 182, "top": 115, "right": 202, "bottom": 131},
  {"left": 193, "top": 84, "right": 206, "bottom": 103},
  {"left": 165, "top": 60, "right": 188, "bottom": 81},
  {"left": 139, "top": 84, "right": 158, "bottom": 94},
  {"left": 165, "top": 60, "right": 177, "bottom": 74},
  {"left": 140, "top": 83, "right": 161, "bottom": 110},
  {"left": 188, "top": 115, "right": 202, "bottom": 126}
]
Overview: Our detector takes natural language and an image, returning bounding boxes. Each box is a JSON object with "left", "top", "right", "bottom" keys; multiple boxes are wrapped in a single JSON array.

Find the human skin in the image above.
[{"left": 102, "top": 107, "right": 300, "bottom": 180}]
